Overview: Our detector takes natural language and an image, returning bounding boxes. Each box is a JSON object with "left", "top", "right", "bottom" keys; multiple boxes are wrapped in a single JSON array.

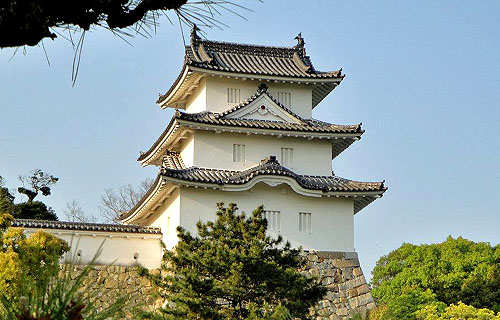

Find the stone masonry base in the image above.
[
  {"left": 70, "top": 251, "right": 374, "bottom": 319},
  {"left": 303, "top": 251, "right": 375, "bottom": 319}
]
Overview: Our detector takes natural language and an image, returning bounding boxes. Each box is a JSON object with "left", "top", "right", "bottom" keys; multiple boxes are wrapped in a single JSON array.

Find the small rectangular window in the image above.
[
  {"left": 265, "top": 210, "right": 281, "bottom": 231},
  {"left": 233, "top": 144, "right": 246, "bottom": 162},
  {"left": 299, "top": 212, "right": 312, "bottom": 233},
  {"left": 277, "top": 92, "right": 291, "bottom": 107},
  {"left": 227, "top": 88, "right": 241, "bottom": 104},
  {"left": 280, "top": 148, "right": 293, "bottom": 168},
  {"left": 166, "top": 216, "right": 171, "bottom": 236}
]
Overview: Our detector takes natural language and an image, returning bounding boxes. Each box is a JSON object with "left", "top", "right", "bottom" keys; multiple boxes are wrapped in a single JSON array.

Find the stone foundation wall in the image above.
[
  {"left": 73, "top": 251, "right": 374, "bottom": 319},
  {"left": 70, "top": 265, "right": 159, "bottom": 319},
  {"left": 303, "top": 251, "right": 376, "bottom": 319}
]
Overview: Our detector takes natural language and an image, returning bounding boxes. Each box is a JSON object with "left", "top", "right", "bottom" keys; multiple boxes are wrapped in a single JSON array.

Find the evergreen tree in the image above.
[
  {"left": 13, "top": 201, "right": 58, "bottom": 221},
  {"left": 0, "top": 186, "right": 15, "bottom": 214},
  {"left": 142, "top": 203, "right": 325, "bottom": 320},
  {"left": 0, "top": 174, "right": 58, "bottom": 221}
]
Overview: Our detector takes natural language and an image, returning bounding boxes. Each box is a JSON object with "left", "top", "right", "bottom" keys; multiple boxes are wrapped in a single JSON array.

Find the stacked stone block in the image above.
[
  {"left": 303, "top": 251, "right": 376, "bottom": 319},
  {"left": 69, "top": 251, "right": 374, "bottom": 319}
]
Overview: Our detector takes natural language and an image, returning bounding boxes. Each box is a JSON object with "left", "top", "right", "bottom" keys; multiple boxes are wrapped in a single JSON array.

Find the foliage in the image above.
[
  {"left": 141, "top": 203, "right": 326, "bottom": 320},
  {"left": 99, "top": 177, "right": 154, "bottom": 222},
  {"left": 0, "top": 174, "right": 58, "bottom": 221},
  {"left": 17, "top": 169, "right": 59, "bottom": 203},
  {"left": 0, "top": 0, "right": 255, "bottom": 48},
  {"left": 12, "top": 201, "right": 58, "bottom": 221},
  {"left": 416, "top": 302, "right": 500, "bottom": 320},
  {"left": 370, "top": 236, "right": 500, "bottom": 320},
  {"left": 0, "top": 213, "right": 68, "bottom": 304},
  {"left": 0, "top": 213, "right": 129, "bottom": 319},
  {"left": 0, "top": 186, "right": 15, "bottom": 214}
]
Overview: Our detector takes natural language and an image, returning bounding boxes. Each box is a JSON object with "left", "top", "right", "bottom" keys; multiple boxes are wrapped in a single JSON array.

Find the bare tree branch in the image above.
[
  {"left": 63, "top": 199, "right": 97, "bottom": 223},
  {"left": 99, "top": 177, "right": 154, "bottom": 223}
]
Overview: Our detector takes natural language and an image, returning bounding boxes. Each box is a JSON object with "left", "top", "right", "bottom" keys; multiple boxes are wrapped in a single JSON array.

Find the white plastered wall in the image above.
[
  {"left": 186, "top": 77, "right": 313, "bottom": 119},
  {"left": 179, "top": 183, "right": 354, "bottom": 252},
  {"left": 191, "top": 130, "right": 333, "bottom": 176},
  {"left": 185, "top": 78, "right": 206, "bottom": 113},
  {"left": 146, "top": 188, "right": 181, "bottom": 249},
  {"left": 21, "top": 229, "right": 163, "bottom": 269},
  {"left": 179, "top": 134, "right": 195, "bottom": 167}
]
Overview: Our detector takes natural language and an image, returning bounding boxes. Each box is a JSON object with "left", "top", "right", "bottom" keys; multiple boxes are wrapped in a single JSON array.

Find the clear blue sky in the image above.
[{"left": 1, "top": 1, "right": 499, "bottom": 278}]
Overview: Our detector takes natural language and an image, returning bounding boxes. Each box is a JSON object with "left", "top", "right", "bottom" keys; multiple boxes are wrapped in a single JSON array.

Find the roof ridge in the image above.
[
  {"left": 188, "top": 39, "right": 299, "bottom": 53},
  {"left": 162, "top": 165, "right": 237, "bottom": 174},
  {"left": 158, "top": 161, "right": 386, "bottom": 193}
]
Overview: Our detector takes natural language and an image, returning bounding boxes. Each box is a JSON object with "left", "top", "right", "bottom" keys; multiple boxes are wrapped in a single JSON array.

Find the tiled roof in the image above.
[
  {"left": 176, "top": 110, "right": 361, "bottom": 134},
  {"left": 161, "top": 156, "right": 385, "bottom": 193},
  {"left": 186, "top": 29, "right": 342, "bottom": 79},
  {"left": 12, "top": 219, "right": 162, "bottom": 234},
  {"left": 122, "top": 157, "right": 386, "bottom": 221},
  {"left": 171, "top": 84, "right": 361, "bottom": 134},
  {"left": 139, "top": 86, "right": 362, "bottom": 165},
  {"left": 157, "top": 29, "right": 343, "bottom": 105},
  {"left": 137, "top": 103, "right": 361, "bottom": 165}
]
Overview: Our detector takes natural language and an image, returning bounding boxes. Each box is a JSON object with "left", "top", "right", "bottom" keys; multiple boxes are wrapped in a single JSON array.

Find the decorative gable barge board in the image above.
[{"left": 220, "top": 83, "right": 304, "bottom": 123}]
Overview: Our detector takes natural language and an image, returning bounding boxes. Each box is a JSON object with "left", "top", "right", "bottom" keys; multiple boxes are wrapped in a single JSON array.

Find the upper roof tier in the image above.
[
  {"left": 157, "top": 27, "right": 344, "bottom": 109},
  {"left": 185, "top": 29, "right": 342, "bottom": 79}
]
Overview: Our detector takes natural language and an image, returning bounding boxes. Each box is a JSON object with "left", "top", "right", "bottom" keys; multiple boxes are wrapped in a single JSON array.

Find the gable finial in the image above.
[
  {"left": 258, "top": 83, "right": 268, "bottom": 93},
  {"left": 190, "top": 24, "right": 201, "bottom": 42},
  {"left": 294, "top": 32, "right": 305, "bottom": 48},
  {"left": 294, "top": 32, "right": 306, "bottom": 56}
]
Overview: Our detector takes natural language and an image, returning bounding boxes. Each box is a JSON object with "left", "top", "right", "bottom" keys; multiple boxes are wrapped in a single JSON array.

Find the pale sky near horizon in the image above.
[{"left": 1, "top": 1, "right": 499, "bottom": 279}]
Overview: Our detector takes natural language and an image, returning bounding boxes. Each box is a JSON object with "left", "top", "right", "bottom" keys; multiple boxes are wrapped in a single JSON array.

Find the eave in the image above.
[
  {"left": 138, "top": 118, "right": 362, "bottom": 167},
  {"left": 121, "top": 167, "right": 386, "bottom": 224},
  {"left": 157, "top": 66, "right": 343, "bottom": 110},
  {"left": 119, "top": 175, "right": 177, "bottom": 224}
]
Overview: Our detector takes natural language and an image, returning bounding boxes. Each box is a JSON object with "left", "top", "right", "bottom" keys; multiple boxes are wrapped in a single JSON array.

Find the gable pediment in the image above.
[{"left": 223, "top": 94, "right": 302, "bottom": 123}]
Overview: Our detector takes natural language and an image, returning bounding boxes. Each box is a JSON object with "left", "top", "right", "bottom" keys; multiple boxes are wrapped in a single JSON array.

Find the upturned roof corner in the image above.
[{"left": 156, "top": 31, "right": 344, "bottom": 107}]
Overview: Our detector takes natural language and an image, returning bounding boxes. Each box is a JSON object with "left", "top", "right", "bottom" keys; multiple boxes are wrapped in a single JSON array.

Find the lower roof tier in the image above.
[{"left": 120, "top": 156, "right": 386, "bottom": 223}]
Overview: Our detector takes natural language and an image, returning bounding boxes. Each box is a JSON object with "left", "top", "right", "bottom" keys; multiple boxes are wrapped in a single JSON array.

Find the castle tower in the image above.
[{"left": 119, "top": 29, "right": 386, "bottom": 318}]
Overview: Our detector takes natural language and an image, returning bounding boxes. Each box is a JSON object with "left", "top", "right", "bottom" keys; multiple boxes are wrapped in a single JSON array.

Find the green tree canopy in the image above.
[
  {"left": 12, "top": 201, "right": 58, "bottom": 221},
  {"left": 0, "top": 173, "right": 58, "bottom": 221},
  {"left": 416, "top": 302, "right": 500, "bottom": 320},
  {"left": 142, "top": 203, "right": 326, "bottom": 320},
  {"left": 370, "top": 236, "right": 500, "bottom": 320},
  {"left": 0, "top": 187, "right": 15, "bottom": 214}
]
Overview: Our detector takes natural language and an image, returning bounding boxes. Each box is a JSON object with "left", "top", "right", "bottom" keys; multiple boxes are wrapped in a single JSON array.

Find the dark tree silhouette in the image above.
[
  {"left": 0, "top": 0, "right": 254, "bottom": 48},
  {"left": 13, "top": 201, "right": 58, "bottom": 221},
  {"left": 17, "top": 169, "right": 59, "bottom": 203}
]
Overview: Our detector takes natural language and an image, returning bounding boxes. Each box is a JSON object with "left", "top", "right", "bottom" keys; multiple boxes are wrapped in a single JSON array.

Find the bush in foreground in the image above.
[{"left": 0, "top": 212, "right": 128, "bottom": 319}]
